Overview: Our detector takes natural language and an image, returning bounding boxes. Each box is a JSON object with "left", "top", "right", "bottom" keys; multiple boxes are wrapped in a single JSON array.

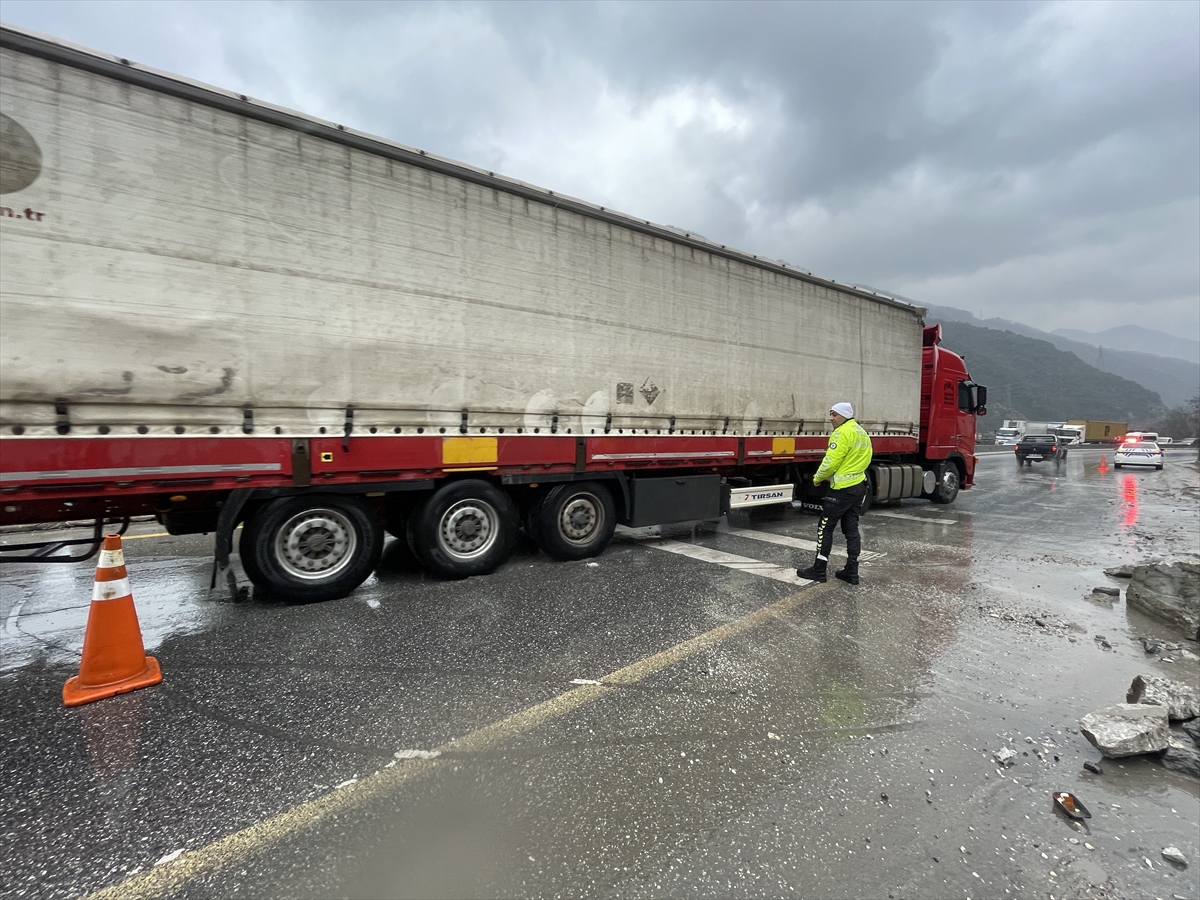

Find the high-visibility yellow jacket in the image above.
[{"left": 814, "top": 418, "right": 873, "bottom": 489}]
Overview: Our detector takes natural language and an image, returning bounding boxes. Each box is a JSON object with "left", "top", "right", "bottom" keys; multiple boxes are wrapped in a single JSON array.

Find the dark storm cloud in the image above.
[{"left": 3, "top": 0, "right": 1197, "bottom": 334}]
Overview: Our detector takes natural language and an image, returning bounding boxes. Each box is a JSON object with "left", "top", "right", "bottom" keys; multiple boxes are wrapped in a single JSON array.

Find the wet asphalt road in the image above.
[{"left": 2, "top": 448, "right": 1199, "bottom": 900}]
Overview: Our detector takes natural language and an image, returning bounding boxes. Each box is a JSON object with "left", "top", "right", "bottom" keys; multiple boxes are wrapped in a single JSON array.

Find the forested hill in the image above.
[
  {"left": 922, "top": 304, "right": 1199, "bottom": 408},
  {"left": 929, "top": 319, "right": 1166, "bottom": 426}
]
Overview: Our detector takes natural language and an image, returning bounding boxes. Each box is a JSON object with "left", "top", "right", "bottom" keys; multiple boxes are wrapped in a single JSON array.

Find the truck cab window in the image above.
[{"left": 957, "top": 380, "right": 984, "bottom": 413}]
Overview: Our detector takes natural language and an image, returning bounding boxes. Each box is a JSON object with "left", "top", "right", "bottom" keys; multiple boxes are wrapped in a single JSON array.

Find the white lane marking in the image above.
[
  {"left": 870, "top": 511, "right": 957, "bottom": 526},
  {"left": 650, "top": 540, "right": 814, "bottom": 586},
  {"left": 719, "top": 526, "right": 883, "bottom": 561}
]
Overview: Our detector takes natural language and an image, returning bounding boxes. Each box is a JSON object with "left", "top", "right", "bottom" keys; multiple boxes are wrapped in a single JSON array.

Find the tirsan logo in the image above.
[
  {"left": 748, "top": 490, "right": 786, "bottom": 501},
  {"left": 0, "top": 112, "right": 46, "bottom": 222},
  {"left": 0, "top": 113, "right": 42, "bottom": 193}
]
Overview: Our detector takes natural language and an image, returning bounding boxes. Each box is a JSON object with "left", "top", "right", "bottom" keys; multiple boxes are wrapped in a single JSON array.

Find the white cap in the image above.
[{"left": 830, "top": 402, "right": 854, "bottom": 418}]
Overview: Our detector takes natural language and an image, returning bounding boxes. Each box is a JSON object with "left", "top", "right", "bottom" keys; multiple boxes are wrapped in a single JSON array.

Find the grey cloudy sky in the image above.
[{"left": 5, "top": 0, "right": 1198, "bottom": 336}]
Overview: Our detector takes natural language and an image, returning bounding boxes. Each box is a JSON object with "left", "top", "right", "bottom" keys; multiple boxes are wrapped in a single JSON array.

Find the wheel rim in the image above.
[
  {"left": 274, "top": 508, "right": 358, "bottom": 580},
  {"left": 438, "top": 498, "right": 500, "bottom": 560},
  {"left": 558, "top": 493, "right": 602, "bottom": 545},
  {"left": 943, "top": 468, "right": 959, "bottom": 492}
]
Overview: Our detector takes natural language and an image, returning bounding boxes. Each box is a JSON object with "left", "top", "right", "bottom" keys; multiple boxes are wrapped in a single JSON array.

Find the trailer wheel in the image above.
[
  {"left": 408, "top": 480, "right": 518, "bottom": 578},
  {"left": 529, "top": 481, "right": 617, "bottom": 561},
  {"left": 930, "top": 462, "right": 960, "bottom": 505},
  {"left": 240, "top": 495, "right": 384, "bottom": 601}
]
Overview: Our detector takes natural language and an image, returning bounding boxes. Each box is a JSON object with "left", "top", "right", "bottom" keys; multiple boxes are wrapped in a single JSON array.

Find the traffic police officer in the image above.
[{"left": 797, "top": 402, "right": 872, "bottom": 584}]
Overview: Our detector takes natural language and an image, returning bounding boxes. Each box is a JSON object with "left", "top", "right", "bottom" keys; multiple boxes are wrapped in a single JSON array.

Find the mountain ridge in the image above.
[
  {"left": 923, "top": 318, "right": 1165, "bottom": 426},
  {"left": 1052, "top": 325, "right": 1199, "bottom": 364},
  {"left": 922, "top": 305, "right": 1199, "bottom": 409}
]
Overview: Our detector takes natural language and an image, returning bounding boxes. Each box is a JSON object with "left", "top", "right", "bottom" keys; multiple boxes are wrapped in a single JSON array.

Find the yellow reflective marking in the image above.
[
  {"left": 772, "top": 437, "right": 796, "bottom": 456},
  {"left": 442, "top": 436, "right": 498, "bottom": 465}
]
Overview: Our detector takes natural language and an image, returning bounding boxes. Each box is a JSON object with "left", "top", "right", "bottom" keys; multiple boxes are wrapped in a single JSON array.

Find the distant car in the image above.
[{"left": 1114, "top": 441, "right": 1163, "bottom": 470}]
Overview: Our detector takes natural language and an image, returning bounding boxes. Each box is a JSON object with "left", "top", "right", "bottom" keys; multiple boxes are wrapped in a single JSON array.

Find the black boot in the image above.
[
  {"left": 797, "top": 558, "right": 828, "bottom": 582},
  {"left": 835, "top": 560, "right": 859, "bottom": 585}
]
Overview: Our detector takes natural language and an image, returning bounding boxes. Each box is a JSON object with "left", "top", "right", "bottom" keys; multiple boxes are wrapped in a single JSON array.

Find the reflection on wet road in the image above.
[{"left": 1, "top": 449, "right": 1197, "bottom": 899}]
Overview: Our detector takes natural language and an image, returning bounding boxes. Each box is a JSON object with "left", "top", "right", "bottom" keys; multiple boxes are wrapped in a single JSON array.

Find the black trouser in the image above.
[{"left": 815, "top": 481, "right": 867, "bottom": 562}]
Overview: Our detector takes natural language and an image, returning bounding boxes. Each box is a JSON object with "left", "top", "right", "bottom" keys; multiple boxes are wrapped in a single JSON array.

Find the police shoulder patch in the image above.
[{"left": 829, "top": 441, "right": 838, "bottom": 449}]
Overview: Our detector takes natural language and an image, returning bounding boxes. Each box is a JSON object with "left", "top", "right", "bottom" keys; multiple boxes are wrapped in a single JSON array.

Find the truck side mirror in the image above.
[
  {"left": 977, "top": 405, "right": 987, "bottom": 416},
  {"left": 975, "top": 385, "right": 987, "bottom": 414}
]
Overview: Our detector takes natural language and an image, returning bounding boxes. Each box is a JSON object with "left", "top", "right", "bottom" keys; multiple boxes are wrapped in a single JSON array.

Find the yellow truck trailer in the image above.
[{"left": 1069, "top": 420, "right": 1128, "bottom": 443}]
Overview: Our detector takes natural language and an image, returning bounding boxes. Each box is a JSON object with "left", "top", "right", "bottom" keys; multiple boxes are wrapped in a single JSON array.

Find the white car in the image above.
[{"left": 1114, "top": 440, "right": 1163, "bottom": 470}]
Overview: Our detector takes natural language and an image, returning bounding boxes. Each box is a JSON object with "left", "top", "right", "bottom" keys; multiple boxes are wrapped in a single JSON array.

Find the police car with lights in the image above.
[{"left": 1114, "top": 438, "right": 1164, "bottom": 470}]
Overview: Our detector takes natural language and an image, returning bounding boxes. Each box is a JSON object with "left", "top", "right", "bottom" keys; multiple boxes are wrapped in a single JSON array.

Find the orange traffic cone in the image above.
[
  {"left": 63, "top": 535, "right": 162, "bottom": 707},
  {"left": 1098, "top": 455, "right": 1108, "bottom": 472}
]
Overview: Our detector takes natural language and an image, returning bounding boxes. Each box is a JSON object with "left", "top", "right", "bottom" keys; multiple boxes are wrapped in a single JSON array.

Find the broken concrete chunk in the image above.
[
  {"left": 1161, "top": 846, "right": 1189, "bottom": 867},
  {"left": 1083, "top": 760, "right": 1103, "bottom": 775},
  {"left": 1126, "top": 562, "right": 1200, "bottom": 641},
  {"left": 1126, "top": 675, "right": 1200, "bottom": 721},
  {"left": 1104, "top": 564, "right": 1134, "bottom": 578},
  {"left": 1160, "top": 731, "right": 1200, "bottom": 779},
  {"left": 1092, "top": 586, "right": 1121, "bottom": 597},
  {"left": 1079, "top": 704, "right": 1170, "bottom": 758},
  {"left": 1181, "top": 718, "right": 1200, "bottom": 748},
  {"left": 993, "top": 747, "right": 1018, "bottom": 768}
]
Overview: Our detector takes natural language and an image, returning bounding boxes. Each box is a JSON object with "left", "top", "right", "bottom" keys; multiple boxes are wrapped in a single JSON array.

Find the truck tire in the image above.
[
  {"left": 408, "top": 480, "right": 518, "bottom": 578},
  {"left": 240, "top": 495, "right": 385, "bottom": 602},
  {"left": 529, "top": 481, "right": 617, "bottom": 561},
  {"left": 930, "top": 462, "right": 960, "bottom": 505}
]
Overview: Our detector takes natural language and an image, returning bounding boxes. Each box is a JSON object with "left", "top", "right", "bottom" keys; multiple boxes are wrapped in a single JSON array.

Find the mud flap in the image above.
[{"left": 208, "top": 488, "right": 254, "bottom": 601}]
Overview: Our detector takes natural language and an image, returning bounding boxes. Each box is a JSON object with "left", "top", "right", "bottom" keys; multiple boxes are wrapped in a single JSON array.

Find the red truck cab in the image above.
[{"left": 920, "top": 324, "right": 987, "bottom": 491}]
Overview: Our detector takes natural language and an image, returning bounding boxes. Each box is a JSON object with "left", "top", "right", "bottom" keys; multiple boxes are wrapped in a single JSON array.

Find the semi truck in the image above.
[
  {"left": 995, "top": 420, "right": 1027, "bottom": 445},
  {"left": 1049, "top": 424, "right": 1084, "bottom": 445},
  {"left": 0, "top": 25, "right": 987, "bottom": 602}
]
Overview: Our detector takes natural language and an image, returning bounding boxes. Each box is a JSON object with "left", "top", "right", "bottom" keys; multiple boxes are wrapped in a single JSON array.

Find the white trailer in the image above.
[
  {"left": 0, "top": 29, "right": 921, "bottom": 438},
  {"left": 0, "top": 25, "right": 984, "bottom": 602}
]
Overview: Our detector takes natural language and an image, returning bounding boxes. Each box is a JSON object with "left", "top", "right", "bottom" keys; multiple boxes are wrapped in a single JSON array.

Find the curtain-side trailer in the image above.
[{"left": 0, "top": 26, "right": 987, "bottom": 601}]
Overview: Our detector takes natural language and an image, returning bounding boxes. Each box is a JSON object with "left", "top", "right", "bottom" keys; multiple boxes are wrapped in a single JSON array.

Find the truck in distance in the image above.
[
  {"left": 0, "top": 25, "right": 987, "bottom": 602},
  {"left": 1068, "top": 420, "right": 1128, "bottom": 444},
  {"left": 995, "top": 420, "right": 1026, "bottom": 445},
  {"left": 1050, "top": 424, "right": 1084, "bottom": 445}
]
